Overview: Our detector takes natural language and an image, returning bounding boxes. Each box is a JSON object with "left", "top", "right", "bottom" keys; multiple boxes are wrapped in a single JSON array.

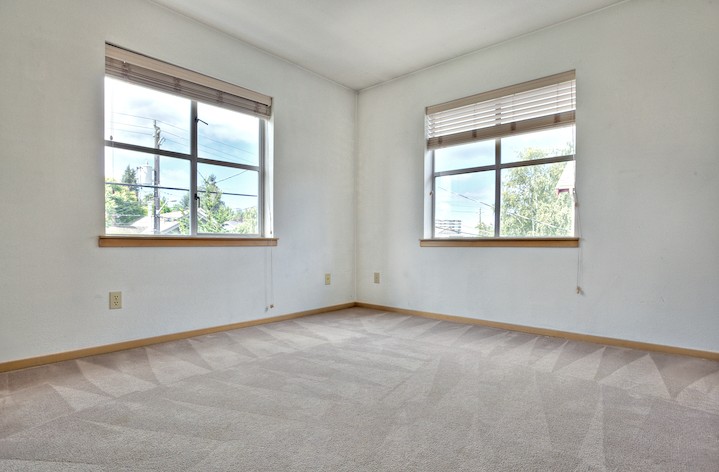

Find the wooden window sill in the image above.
[
  {"left": 420, "top": 238, "right": 579, "bottom": 248},
  {"left": 99, "top": 236, "right": 278, "bottom": 247}
]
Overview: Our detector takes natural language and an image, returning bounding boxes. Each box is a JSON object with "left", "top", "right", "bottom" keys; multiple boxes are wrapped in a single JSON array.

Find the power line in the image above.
[
  {"left": 198, "top": 143, "right": 255, "bottom": 166},
  {"left": 111, "top": 111, "right": 257, "bottom": 157},
  {"left": 436, "top": 185, "right": 495, "bottom": 210},
  {"left": 108, "top": 128, "right": 155, "bottom": 139},
  {"left": 214, "top": 170, "right": 249, "bottom": 184},
  {"left": 113, "top": 112, "right": 189, "bottom": 133},
  {"left": 109, "top": 124, "right": 255, "bottom": 165}
]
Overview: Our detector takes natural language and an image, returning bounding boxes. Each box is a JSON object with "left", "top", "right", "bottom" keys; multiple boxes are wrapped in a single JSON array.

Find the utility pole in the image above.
[{"left": 153, "top": 121, "right": 161, "bottom": 234}]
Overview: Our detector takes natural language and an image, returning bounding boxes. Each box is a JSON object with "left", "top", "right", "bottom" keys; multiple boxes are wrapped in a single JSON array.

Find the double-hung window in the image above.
[
  {"left": 104, "top": 44, "right": 272, "bottom": 237},
  {"left": 426, "top": 71, "right": 576, "bottom": 240}
]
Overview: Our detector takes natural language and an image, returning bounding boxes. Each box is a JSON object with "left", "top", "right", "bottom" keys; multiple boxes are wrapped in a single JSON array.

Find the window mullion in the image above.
[
  {"left": 435, "top": 163, "right": 498, "bottom": 178},
  {"left": 426, "top": 71, "right": 576, "bottom": 240},
  {"left": 190, "top": 101, "right": 199, "bottom": 236},
  {"left": 258, "top": 119, "right": 265, "bottom": 237},
  {"left": 431, "top": 150, "right": 437, "bottom": 238},
  {"left": 494, "top": 139, "right": 501, "bottom": 237},
  {"left": 104, "top": 141, "right": 192, "bottom": 161},
  {"left": 105, "top": 50, "right": 271, "bottom": 239},
  {"left": 195, "top": 157, "right": 259, "bottom": 172},
  {"left": 498, "top": 154, "right": 574, "bottom": 170}
]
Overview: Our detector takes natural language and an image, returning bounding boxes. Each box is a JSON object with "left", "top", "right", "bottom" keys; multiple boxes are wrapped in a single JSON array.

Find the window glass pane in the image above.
[
  {"left": 104, "top": 147, "right": 190, "bottom": 235},
  {"left": 104, "top": 77, "right": 191, "bottom": 154},
  {"left": 434, "top": 139, "right": 494, "bottom": 172},
  {"left": 500, "top": 162, "right": 574, "bottom": 237},
  {"left": 434, "top": 171, "right": 495, "bottom": 237},
  {"left": 198, "top": 103, "right": 260, "bottom": 166},
  {"left": 501, "top": 125, "right": 575, "bottom": 163},
  {"left": 197, "top": 163, "right": 259, "bottom": 234}
]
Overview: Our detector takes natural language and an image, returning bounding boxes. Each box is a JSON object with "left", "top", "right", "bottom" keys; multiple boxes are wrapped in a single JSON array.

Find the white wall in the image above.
[
  {"left": 357, "top": 0, "right": 719, "bottom": 351},
  {"left": 1, "top": 0, "right": 717, "bottom": 364},
  {"left": 0, "top": 0, "right": 356, "bottom": 363}
]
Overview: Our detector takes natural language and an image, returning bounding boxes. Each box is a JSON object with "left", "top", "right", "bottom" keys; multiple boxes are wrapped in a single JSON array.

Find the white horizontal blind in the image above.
[
  {"left": 105, "top": 44, "right": 272, "bottom": 119},
  {"left": 427, "top": 71, "right": 575, "bottom": 150}
]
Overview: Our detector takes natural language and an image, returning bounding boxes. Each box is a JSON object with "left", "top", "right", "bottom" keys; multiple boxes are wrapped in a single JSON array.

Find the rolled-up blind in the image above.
[
  {"left": 426, "top": 71, "right": 575, "bottom": 150},
  {"left": 105, "top": 43, "right": 272, "bottom": 119}
]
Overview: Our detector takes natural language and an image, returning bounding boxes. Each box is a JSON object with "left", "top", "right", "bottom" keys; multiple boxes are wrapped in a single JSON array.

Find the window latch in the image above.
[{"left": 195, "top": 118, "right": 208, "bottom": 126}]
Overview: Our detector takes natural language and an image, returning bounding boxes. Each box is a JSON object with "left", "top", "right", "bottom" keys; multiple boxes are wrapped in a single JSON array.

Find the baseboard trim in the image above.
[
  {"left": 355, "top": 302, "right": 719, "bottom": 361},
  {"left": 0, "top": 302, "right": 355, "bottom": 373},
  {"left": 3, "top": 300, "right": 716, "bottom": 373}
]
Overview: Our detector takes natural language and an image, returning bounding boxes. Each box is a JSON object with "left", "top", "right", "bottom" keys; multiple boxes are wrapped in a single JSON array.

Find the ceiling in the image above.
[{"left": 151, "top": 0, "right": 624, "bottom": 90}]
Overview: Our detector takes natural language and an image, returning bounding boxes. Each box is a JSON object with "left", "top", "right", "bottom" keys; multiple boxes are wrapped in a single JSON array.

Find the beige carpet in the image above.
[{"left": 1, "top": 307, "right": 718, "bottom": 471}]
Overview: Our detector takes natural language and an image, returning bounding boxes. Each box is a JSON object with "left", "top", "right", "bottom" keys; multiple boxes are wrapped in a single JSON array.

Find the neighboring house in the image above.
[{"left": 107, "top": 211, "right": 184, "bottom": 235}]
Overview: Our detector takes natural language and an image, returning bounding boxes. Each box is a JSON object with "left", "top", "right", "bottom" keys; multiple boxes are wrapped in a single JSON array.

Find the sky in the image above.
[
  {"left": 105, "top": 77, "right": 572, "bottom": 235},
  {"left": 433, "top": 125, "right": 575, "bottom": 236},
  {"left": 104, "top": 77, "right": 260, "bottom": 211}
]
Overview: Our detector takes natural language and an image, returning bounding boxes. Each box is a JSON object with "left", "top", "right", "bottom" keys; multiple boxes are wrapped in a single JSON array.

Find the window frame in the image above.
[
  {"left": 424, "top": 71, "right": 578, "bottom": 245},
  {"left": 102, "top": 44, "right": 274, "bottom": 243},
  {"left": 430, "top": 135, "right": 576, "bottom": 239}
]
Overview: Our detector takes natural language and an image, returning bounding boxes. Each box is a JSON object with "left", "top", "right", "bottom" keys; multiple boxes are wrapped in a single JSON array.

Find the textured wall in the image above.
[
  {"left": 356, "top": 0, "right": 719, "bottom": 351},
  {"left": 1, "top": 0, "right": 717, "bottom": 363},
  {"left": 0, "top": 0, "right": 357, "bottom": 362}
]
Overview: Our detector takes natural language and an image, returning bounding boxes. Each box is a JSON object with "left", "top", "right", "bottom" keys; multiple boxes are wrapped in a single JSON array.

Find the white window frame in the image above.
[
  {"left": 103, "top": 44, "right": 273, "bottom": 239},
  {"left": 424, "top": 71, "right": 577, "bottom": 242}
]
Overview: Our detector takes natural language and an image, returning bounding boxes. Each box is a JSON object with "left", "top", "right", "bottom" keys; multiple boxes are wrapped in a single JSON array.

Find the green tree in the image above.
[
  {"left": 475, "top": 218, "right": 494, "bottom": 237},
  {"left": 174, "top": 177, "right": 259, "bottom": 235},
  {"left": 145, "top": 193, "right": 174, "bottom": 214},
  {"left": 105, "top": 181, "right": 147, "bottom": 226},
  {"left": 500, "top": 148, "right": 573, "bottom": 237},
  {"left": 197, "top": 174, "right": 235, "bottom": 233},
  {"left": 174, "top": 193, "right": 191, "bottom": 234},
  {"left": 104, "top": 165, "right": 147, "bottom": 226},
  {"left": 234, "top": 206, "right": 258, "bottom": 234},
  {"left": 104, "top": 184, "right": 118, "bottom": 227},
  {"left": 121, "top": 165, "right": 140, "bottom": 198}
]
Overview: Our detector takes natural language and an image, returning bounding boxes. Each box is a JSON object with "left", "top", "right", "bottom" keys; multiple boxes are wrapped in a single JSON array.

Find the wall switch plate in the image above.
[
  {"left": 325, "top": 273, "right": 331, "bottom": 285},
  {"left": 374, "top": 272, "right": 380, "bottom": 284},
  {"left": 109, "top": 291, "right": 122, "bottom": 309}
]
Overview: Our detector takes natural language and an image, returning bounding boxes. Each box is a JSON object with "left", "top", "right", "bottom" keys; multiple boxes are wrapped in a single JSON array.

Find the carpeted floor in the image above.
[{"left": 1, "top": 307, "right": 718, "bottom": 471}]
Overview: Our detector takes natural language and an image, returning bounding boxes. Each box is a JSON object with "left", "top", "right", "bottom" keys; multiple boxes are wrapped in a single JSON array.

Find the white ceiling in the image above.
[{"left": 151, "top": 0, "right": 624, "bottom": 90}]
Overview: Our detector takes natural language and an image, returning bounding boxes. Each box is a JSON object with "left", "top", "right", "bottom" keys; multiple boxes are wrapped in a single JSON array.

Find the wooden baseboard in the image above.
[
  {"left": 0, "top": 302, "right": 355, "bottom": 373},
  {"left": 355, "top": 302, "right": 719, "bottom": 361},
  {"left": 3, "top": 300, "right": 716, "bottom": 373}
]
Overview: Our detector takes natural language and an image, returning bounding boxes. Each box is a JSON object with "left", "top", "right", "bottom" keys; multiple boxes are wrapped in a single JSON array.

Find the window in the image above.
[
  {"left": 426, "top": 71, "right": 576, "bottom": 240},
  {"left": 103, "top": 44, "right": 272, "bottom": 237}
]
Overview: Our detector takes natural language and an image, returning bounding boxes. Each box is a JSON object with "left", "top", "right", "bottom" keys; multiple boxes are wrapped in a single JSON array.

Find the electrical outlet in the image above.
[
  {"left": 325, "top": 273, "right": 331, "bottom": 285},
  {"left": 374, "top": 272, "right": 380, "bottom": 284},
  {"left": 109, "top": 291, "right": 122, "bottom": 309}
]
